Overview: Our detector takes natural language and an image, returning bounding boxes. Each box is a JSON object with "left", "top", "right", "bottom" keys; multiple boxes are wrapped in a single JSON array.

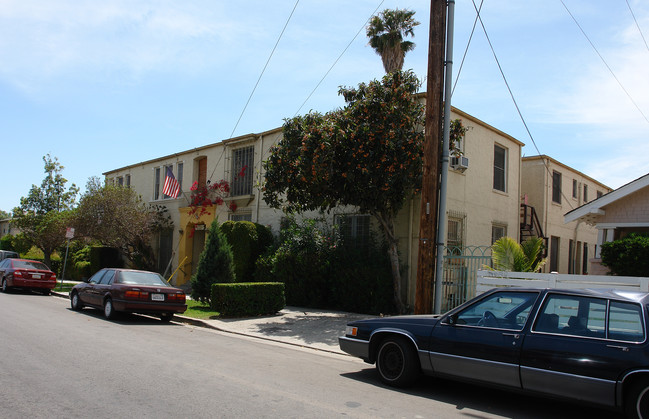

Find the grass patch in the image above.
[
  {"left": 53, "top": 283, "right": 76, "bottom": 293},
  {"left": 184, "top": 299, "right": 220, "bottom": 319}
]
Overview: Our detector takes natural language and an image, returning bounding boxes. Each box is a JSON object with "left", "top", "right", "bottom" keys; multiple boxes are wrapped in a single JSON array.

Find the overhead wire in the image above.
[
  {"left": 560, "top": 0, "right": 649, "bottom": 124},
  {"left": 625, "top": 0, "right": 649, "bottom": 53}
]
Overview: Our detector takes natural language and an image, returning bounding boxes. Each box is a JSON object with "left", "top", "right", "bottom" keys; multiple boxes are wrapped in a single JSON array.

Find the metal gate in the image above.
[{"left": 440, "top": 246, "right": 492, "bottom": 312}]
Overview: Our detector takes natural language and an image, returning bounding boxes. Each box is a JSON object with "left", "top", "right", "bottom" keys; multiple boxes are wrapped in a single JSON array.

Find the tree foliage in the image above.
[
  {"left": 489, "top": 236, "right": 547, "bottom": 273},
  {"left": 191, "top": 220, "right": 235, "bottom": 304},
  {"left": 601, "top": 233, "right": 649, "bottom": 277},
  {"left": 367, "top": 8, "right": 420, "bottom": 73},
  {"left": 11, "top": 154, "right": 79, "bottom": 267},
  {"left": 263, "top": 71, "right": 425, "bottom": 313},
  {"left": 73, "top": 177, "right": 172, "bottom": 270}
]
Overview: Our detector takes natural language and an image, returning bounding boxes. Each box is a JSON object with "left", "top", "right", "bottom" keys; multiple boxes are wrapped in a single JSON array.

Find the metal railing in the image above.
[{"left": 440, "top": 246, "right": 492, "bottom": 312}]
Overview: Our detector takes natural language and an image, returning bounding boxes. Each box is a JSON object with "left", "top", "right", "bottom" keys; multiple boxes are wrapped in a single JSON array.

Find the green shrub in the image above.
[
  {"left": 221, "top": 221, "right": 274, "bottom": 282},
  {"left": 601, "top": 233, "right": 649, "bottom": 276},
  {"left": 191, "top": 220, "right": 235, "bottom": 304},
  {"left": 211, "top": 282, "right": 285, "bottom": 317},
  {"left": 0, "top": 234, "right": 13, "bottom": 251},
  {"left": 255, "top": 216, "right": 395, "bottom": 314},
  {"left": 89, "top": 246, "right": 122, "bottom": 276}
]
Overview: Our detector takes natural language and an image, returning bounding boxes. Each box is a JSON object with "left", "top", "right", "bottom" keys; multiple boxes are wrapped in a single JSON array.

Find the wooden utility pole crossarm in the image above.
[{"left": 414, "top": 0, "right": 446, "bottom": 315}]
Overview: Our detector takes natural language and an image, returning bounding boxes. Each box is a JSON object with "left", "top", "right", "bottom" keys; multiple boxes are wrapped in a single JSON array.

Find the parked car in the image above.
[
  {"left": 69, "top": 268, "right": 187, "bottom": 322},
  {"left": 0, "top": 258, "right": 57, "bottom": 295},
  {"left": 340, "top": 287, "right": 649, "bottom": 418},
  {"left": 0, "top": 250, "right": 19, "bottom": 261}
]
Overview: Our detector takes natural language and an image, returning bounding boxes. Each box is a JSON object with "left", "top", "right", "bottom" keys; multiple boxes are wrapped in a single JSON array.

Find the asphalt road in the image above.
[{"left": 0, "top": 291, "right": 620, "bottom": 418}]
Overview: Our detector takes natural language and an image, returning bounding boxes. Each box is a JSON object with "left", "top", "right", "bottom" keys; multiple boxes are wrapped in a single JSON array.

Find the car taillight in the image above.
[
  {"left": 50, "top": 273, "right": 57, "bottom": 281},
  {"left": 168, "top": 293, "right": 186, "bottom": 303},
  {"left": 124, "top": 290, "right": 150, "bottom": 300},
  {"left": 14, "top": 270, "right": 23, "bottom": 278}
]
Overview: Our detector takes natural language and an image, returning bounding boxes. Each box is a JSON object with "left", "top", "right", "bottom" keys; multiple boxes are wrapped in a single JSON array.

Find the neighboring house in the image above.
[
  {"left": 104, "top": 106, "right": 524, "bottom": 309},
  {"left": 0, "top": 218, "right": 19, "bottom": 238},
  {"left": 521, "top": 156, "right": 612, "bottom": 275},
  {"left": 565, "top": 173, "right": 649, "bottom": 275}
]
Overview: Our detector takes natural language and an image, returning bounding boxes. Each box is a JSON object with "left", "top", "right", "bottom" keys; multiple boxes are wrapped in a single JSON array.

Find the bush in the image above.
[
  {"left": 211, "top": 282, "right": 285, "bottom": 317},
  {"left": 255, "top": 216, "right": 395, "bottom": 314},
  {"left": 221, "top": 221, "right": 274, "bottom": 282},
  {"left": 90, "top": 246, "right": 122, "bottom": 276},
  {"left": 0, "top": 234, "right": 13, "bottom": 251},
  {"left": 191, "top": 220, "right": 235, "bottom": 304},
  {"left": 601, "top": 233, "right": 649, "bottom": 277}
]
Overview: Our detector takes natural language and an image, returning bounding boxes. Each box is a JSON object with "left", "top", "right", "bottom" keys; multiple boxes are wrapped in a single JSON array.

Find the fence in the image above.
[
  {"left": 476, "top": 270, "right": 649, "bottom": 295},
  {"left": 440, "top": 246, "right": 492, "bottom": 312}
]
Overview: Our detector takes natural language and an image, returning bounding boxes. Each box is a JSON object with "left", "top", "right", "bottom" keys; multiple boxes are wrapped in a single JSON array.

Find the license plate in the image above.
[
  {"left": 151, "top": 293, "right": 165, "bottom": 302},
  {"left": 32, "top": 274, "right": 42, "bottom": 279}
]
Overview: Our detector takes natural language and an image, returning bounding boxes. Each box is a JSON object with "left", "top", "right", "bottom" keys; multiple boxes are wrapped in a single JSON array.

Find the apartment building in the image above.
[{"left": 521, "top": 156, "right": 612, "bottom": 274}]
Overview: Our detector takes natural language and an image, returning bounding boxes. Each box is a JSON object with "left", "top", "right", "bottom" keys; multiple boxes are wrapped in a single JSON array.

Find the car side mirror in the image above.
[
  {"left": 82, "top": 277, "right": 90, "bottom": 283},
  {"left": 446, "top": 314, "right": 458, "bottom": 325}
]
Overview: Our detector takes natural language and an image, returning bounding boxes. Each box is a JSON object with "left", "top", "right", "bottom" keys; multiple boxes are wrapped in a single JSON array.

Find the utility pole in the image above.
[{"left": 414, "top": 0, "right": 447, "bottom": 314}]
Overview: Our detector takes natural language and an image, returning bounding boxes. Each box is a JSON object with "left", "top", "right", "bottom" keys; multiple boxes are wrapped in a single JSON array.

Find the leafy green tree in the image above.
[
  {"left": 601, "top": 233, "right": 649, "bottom": 276},
  {"left": 489, "top": 237, "right": 546, "bottom": 273},
  {"left": 11, "top": 154, "right": 79, "bottom": 267},
  {"left": 263, "top": 71, "right": 425, "bottom": 313},
  {"left": 0, "top": 210, "right": 10, "bottom": 219},
  {"left": 367, "top": 8, "right": 420, "bottom": 73},
  {"left": 191, "top": 220, "right": 235, "bottom": 304},
  {"left": 73, "top": 177, "right": 172, "bottom": 270}
]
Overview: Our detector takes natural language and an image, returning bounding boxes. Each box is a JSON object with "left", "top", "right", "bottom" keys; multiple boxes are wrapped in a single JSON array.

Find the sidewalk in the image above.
[
  {"left": 176, "top": 307, "right": 370, "bottom": 355},
  {"left": 52, "top": 290, "right": 369, "bottom": 355}
]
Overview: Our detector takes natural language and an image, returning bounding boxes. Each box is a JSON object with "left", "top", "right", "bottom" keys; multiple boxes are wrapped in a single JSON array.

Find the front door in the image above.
[
  {"left": 191, "top": 228, "right": 206, "bottom": 277},
  {"left": 430, "top": 290, "right": 540, "bottom": 388}
]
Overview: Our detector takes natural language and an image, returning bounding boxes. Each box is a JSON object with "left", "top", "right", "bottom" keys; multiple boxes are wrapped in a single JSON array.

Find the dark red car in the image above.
[
  {"left": 0, "top": 258, "right": 57, "bottom": 295},
  {"left": 69, "top": 268, "right": 187, "bottom": 322}
]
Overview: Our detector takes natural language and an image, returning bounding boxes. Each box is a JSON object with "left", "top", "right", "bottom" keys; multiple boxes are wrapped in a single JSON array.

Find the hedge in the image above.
[{"left": 211, "top": 282, "right": 285, "bottom": 317}]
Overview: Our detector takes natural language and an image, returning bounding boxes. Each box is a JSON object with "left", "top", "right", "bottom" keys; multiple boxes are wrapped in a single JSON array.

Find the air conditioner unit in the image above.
[{"left": 450, "top": 155, "right": 469, "bottom": 172}]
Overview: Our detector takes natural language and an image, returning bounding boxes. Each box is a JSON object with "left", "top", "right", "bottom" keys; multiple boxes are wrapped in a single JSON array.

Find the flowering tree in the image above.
[
  {"left": 187, "top": 167, "right": 247, "bottom": 218},
  {"left": 263, "top": 71, "right": 425, "bottom": 313}
]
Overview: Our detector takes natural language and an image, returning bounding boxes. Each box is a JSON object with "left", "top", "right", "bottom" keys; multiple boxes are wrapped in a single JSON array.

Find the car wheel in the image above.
[
  {"left": 376, "top": 336, "right": 420, "bottom": 387},
  {"left": 103, "top": 298, "right": 116, "bottom": 320},
  {"left": 160, "top": 313, "right": 174, "bottom": 323},
  {"left": 1, "top": 279, "right": 10, "bottom": 293},
  {"left": 626, "top": 379, "right": 649, "bottom": 419},
  {"left": 70, "top": 291, "right": 84, "bottom": 311}
]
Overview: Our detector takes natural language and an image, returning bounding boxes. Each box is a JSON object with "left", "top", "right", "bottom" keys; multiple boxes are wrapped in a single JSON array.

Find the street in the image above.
[{"left": 0, "top": 292, "right": 618, "bottom": 418}]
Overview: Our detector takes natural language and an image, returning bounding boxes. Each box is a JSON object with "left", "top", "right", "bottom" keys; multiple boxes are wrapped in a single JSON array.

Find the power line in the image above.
[
  {"left": 625, "top": 0, "right": 649, "bottom": 53},
  {"left": 560, "top": 0, "right": 649, "bottom": 124},
  {"left": 452, "top": 0, "right": 484, "bottom": 97}
]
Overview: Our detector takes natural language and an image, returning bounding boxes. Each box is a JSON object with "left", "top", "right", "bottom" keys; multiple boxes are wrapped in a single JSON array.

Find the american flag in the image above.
[{"left": 163, "top": 167, "right": 181, "bottom": 199}]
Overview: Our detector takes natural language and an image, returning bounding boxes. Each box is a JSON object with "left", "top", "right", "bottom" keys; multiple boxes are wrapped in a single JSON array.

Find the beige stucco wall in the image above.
[
  {"left": 521, "top": 156, "right": 611, "bottom": 274},
  {"left": 602, "top": 187, "right": 649, "bottom": 223}
]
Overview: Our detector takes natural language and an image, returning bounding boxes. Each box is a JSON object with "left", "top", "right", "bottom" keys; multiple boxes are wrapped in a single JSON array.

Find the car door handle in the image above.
[
  {"left": 607, "top": 345, "right": 630, "bottom": 352},
  {"left": 502, "top": 333, "right": 520, "bottom": 339}
]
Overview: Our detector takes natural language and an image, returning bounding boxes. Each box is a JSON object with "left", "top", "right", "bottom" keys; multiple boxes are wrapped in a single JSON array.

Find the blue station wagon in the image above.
[{"left": 339, "top": 288, "right": 649, "bottom": 418}]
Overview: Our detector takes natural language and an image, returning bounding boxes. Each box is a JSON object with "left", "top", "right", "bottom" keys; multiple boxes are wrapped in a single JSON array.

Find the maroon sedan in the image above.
[
  {"left": 70, "top": 268, "right": 187, "bottom": 322},
  {"left": 0, "top": 258, "right": 57, "bottom": 295}
]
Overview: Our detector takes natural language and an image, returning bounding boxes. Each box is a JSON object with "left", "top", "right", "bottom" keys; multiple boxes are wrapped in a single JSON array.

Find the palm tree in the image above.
[
  {"left": 366, "top": 8, "right": 420, "bottom": 73},
  {"left": 489, "top": 236, "right": 547, "bottom": 273}
]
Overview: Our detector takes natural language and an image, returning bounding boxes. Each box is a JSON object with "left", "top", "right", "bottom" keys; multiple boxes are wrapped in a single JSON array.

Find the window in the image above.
[
  {"left": 177, "top": 162, "right": 183, "bottom": 192},
  {"left": 229, "top": 213, "right": 252, "bottom": 222},
  {"left": 552, "top": 171, "right": 562, "bottom": 203},
  {"left": 582, "top": 243, "right": 589, "bottom": 274},
  {"left": 336, "top": 214, "right": 371, "bottom": 248},
  {"left": 231, "top": 146, "right": 254, "bottom": 196},
  {"left": 447, "top": 216, "right": 464, "bottom": 250},
  {"left": 125, "top": 174, "right": 131, "bottom": 188},
  {"left": 583, "top": 184, "right": 588, "bottom": 202},
  {"left": 608, "top": 301, "right": 644, "bottom": 342},
  {"left": 549, "top": 236, "right": 560, "bottom": 272},
  {"left": 117, "top": 176, "right": 124, "bottom": 186},
  {"left": 491, "top": 223, "right": 507, "bottom": 244},
  {"left": 572, "top": 179, "right": 578, "bottom": 198},
  {"left": 568, "top": 239, "right": 574, "bottom": 274},
  {"left": 154, "top": 167, "right": 161, "bottom": 200},
  {"left": 197, "top": 158, "right": 207, "bottom": 189},
  {"left": 534, "top": 294, "right": 606, "bottom": 337},
  {"left": 454, "top": 291, "right": 539, "bottom": 330},
  {"left": 493, "top": 144, "right": 506, "bottom": 192},
  {"left": 597, "top": 190, "right": 603, "bottom": 199}
]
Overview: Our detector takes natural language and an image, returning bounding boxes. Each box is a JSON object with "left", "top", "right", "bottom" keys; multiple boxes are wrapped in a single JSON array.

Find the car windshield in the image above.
[
  {"left": 13, "top": 260, "right": 49, "bottom": 270},
  {"left": 117, "top": 271, "right": 169, "bottom": 286}
]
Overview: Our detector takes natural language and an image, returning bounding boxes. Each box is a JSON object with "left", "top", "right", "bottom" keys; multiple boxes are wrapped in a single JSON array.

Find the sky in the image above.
[{"left": 1, "top": 0, "right": 648, "bottom": 213}]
